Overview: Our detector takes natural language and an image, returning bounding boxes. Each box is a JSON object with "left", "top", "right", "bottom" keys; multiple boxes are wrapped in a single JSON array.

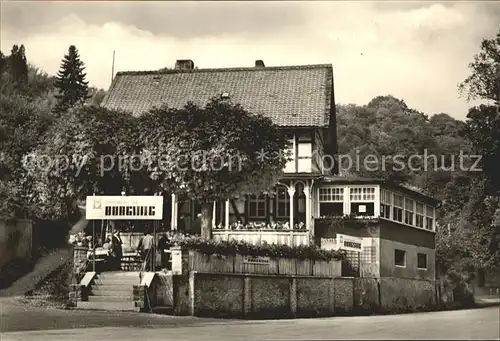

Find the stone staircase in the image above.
[{"left": 77, "top": 271, "right": 141, "bottom": 311}]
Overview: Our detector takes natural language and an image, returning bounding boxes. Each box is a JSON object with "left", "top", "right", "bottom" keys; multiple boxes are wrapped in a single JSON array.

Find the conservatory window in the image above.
[
  {"left": 415, "top": 202, "right": 424, "bottom": 228},
  {"left": 350, "top": 187, "right": 376, "bottom": 201},
  {"left": 380, "top": 189, "right": 392, "bottom": 219},
  {"left": 425, "top": 205, "right": 435, "bottom": 231},
  {"left": 318, "top": 187, "right": 343, "bottom": 216},
  {"left": 350, "top": 187, "right": 375, "bottom": 216},
  {"left": 393, "top": 194, "right": 404, "bottom": 223},
  {"left": 404, "top": 197, "right": 414, "bottom": 225}
]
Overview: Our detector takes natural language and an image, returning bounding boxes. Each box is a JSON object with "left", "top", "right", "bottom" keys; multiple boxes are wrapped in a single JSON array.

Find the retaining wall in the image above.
[{"left": 151, "top": 271, "right": 438, "bottom": 318}]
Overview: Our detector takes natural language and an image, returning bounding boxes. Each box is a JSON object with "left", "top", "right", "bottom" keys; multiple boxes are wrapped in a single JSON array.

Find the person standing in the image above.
[
  {"left": 110, "top": 228, "right": 123, "bottom": 270},
  {"left": 137, "top": 229, "right": 154, "bottom": 271}
]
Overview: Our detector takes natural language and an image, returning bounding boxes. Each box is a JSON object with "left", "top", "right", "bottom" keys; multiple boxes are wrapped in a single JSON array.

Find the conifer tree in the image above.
[
  {"left": 54, "top": 45, "right": 90, "bottom": 113},
  {"left": 0, "top": 51, "right": 7, "bottom": 76},
  {"left": 3, "top": 45, "right": 29, "bottom": 86}
]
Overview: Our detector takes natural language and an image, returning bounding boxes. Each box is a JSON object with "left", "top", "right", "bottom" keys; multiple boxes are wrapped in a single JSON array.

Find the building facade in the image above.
[{"left": 102, "top": 59, "right": 438, "bottom": 280}]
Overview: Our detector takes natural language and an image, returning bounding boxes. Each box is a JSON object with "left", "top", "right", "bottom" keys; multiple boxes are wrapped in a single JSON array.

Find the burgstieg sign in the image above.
[
  {"left": 85, "top": 196, "right": 163, "bottom": 220},
  {"left": 336, "top": 234, "right": 363, "bottom": 252}
]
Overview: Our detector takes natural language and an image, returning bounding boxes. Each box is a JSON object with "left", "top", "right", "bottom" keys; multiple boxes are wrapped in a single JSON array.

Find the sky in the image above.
[{"left": 1, "top": 1, "right": 499, "bottom": 120}]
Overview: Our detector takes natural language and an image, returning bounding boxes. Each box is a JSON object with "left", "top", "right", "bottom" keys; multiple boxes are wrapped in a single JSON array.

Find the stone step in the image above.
[
  {"left": 151, "top": 306, "right": 174, "bottom": 314},
  {"left": 97, "top": 271, "right": 141, "bottom": 277},
  {"left": 90, "top": 287, "right": 134, "bottom": 297},
  {"left": 93, "top": 278, "right": 140, "bottom": 285},
  {"left": 91, "top": 284, "right": 134, "bottom": 291},
  {"left": 76, "top": 301, "right": 137, "bottom": 311},
  {"left": 87, "top": 295, "right": 134, "bottom": 302}
]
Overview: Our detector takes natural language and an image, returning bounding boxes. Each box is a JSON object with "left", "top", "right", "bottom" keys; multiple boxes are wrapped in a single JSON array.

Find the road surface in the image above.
[{"left": 1, "top": 298, "right": 499, "bottom": 340}]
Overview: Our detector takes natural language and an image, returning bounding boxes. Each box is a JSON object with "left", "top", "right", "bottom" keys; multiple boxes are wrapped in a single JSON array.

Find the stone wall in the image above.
[
  {"left": 353, "top": 278, "right": 379, "bottom": 313},
  {"left": 189, "top": 272, "right": 352, "bottom": 318},
  {"left": 148, "top": 247, "right": 439, "bottom": 318},
  {"left": 159, "top": 272, "right": 438, "bottom": 318},
  {"left": 379, "top": 277, "right": 436, "bottom": 312}
]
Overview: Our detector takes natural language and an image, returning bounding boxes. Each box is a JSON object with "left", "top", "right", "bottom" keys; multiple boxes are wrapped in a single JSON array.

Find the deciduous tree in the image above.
[
  {"left": 458, "top": 29, "right": 500, "bottom": 106},
  {"left": 25, "top": 106, "right": 136, "bottom": 220},
  {"left": 137, "top": 98, "right": 289, "bottom": 239}
]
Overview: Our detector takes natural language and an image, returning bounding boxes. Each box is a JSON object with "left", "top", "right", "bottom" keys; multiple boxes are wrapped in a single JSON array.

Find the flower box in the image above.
[
  {"left": 188, "top": 250, "right": 234, "bottom": 273},
  {"left": 233, "top": 253, "right": 279, "bottom": 275}
]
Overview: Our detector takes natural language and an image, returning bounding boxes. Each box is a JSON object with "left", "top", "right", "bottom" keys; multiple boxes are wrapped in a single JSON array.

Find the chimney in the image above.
[
  {"left": 175, "top": 59, "right": 194, "bottom": 70},
  {"left": 255, "top": 60, "right": 265, "bottom": 67}
]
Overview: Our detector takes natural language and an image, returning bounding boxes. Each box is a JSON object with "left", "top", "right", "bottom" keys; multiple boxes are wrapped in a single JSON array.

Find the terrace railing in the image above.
[{"left": 212, "top": 229, "right": 310, "bottom": 246}]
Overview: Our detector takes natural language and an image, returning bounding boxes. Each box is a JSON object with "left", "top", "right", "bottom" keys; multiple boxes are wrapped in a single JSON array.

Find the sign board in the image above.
[
  {"left": 337, "top": 234, "right": 363, "bottom": 252},
  {"left": 320, "top": 238, "right": 337, "bottom": 250},
  {"left": 243, "top": 256, "right": 270, "bottom": 264},
  {"left": 358, "top": 205, "right": 367, "bottom": 213},
  {"left": 85, "top": 195, "right": 163, "bottom": 220}
]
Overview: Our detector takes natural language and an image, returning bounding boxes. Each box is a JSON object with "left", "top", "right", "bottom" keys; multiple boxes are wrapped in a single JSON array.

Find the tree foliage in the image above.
[
  {"left": 54, "top": 45, "right": 91, "bottom": 114},
  {"left": 463, "top": 105, "right": 500, "bottom": 195},
  {"left": 458, "top": 29, "right": 500, "bottom": 105},
  {"left": 0, "top": 33, "right": 497, "bottom": 284},
  {"left": 0, "top": 46, "right": 58, "bottom": 220},
  {"left": 337, "top": 95, "right": 439, "bottom": 185},
  {"left": 137, "top": 98, "right": 288, "bottom": 238},
  {"left": 337, "top": 92, "right": 499, "bottom": 274},
  {"left": 25, "top": 106, "right": 136, "bottom": 220},
  {"left": 451, "top": 30, "right": 500, "bottom": 272}
]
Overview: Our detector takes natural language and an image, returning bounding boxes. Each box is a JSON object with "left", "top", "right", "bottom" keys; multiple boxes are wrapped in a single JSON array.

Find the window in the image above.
[
  {"left": 380, "top": 189, "right": 391, "bottom": 219},
  {"left": 295, "top": 183, "right": 306, "bottom": 215},
  {"left": 417, "top": 253, "right": 427, "bottom": 269},
  {"left": 297, "top": 142, "right": 312, "bottom": 172},
  {"left": 284, "top": 135, "right": 295, "bottom": 173},
  {"left": 248, "top": 194, "right": 266, "bottom": 218},
  {"left": 404, "top": 197, "right": 414, "bottom": 225},
  {"left": 394, "top": 249, "right": 406, "bottom": 267},
  {"left": 350, "top": 187, "right": 375, "bottom": 201},
  {"left": 415, "top": 202, "right": 424, "bottom": 228},
  {"left": 393, "top": 194, "right": 403, "bottom": 223},
  {"left": 425, "top": 205, "right": 434, "bottom": 231},
  {"left": 319, "top": 187, "right": 343, "bottom": 216},
  {"left": 319, "top": 187, "right": 344, "bottom": 201},
  {"left": 350, "top": 187, "right": 376, "bottom": 216},
  {"left": 276, "top": 186, "right": 290, "bottom": 218}
]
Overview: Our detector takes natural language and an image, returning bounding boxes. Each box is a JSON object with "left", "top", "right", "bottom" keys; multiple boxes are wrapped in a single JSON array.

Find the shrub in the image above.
[{"left": 170, "top": 233, "right": 344, "bottom": 261}]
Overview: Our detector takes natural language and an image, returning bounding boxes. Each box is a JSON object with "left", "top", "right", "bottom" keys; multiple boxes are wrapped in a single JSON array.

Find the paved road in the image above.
[{"left": 1, "top": 298, "right": 499, "bottom": 340}]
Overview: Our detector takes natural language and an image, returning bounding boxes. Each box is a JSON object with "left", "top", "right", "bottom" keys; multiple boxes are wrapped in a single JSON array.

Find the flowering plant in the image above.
[
  {"left": 213, "top": 221, "right": 307, "bottom": 230},
  {"left": 167, "top": 231, "right": 344, "bottom": 261},
  {"left": 68, "top": 232, "right": 92, "bottom": 248}
]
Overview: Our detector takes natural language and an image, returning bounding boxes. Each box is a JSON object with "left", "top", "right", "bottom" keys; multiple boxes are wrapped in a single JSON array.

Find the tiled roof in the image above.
[{"left": 101, "top": 64, "right": 334, "bottom": 127}]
